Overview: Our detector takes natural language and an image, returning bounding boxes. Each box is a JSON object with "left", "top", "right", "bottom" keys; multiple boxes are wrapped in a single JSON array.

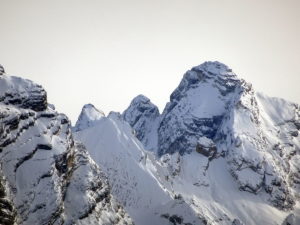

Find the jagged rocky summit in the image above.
[
  {"left": 0, "top": 67, "right": 133, "bottom": 225},
  {"left": 122, "top": 95, "right": 160, "bottom": 151},
  {"left": 123, "top": 61, "right": 300, "bottom": 207}
]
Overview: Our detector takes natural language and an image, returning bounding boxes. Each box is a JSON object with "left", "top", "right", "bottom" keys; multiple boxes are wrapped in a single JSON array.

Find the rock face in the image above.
[
  {"left": 0, "top": 72, "right": 133, "bottom": 225},
  {"left": 73, "top": 103, "right": 105, "bottom": 132},
  {"left": 123, "top": 95, "right": 160, "bottom": 151},
  {"left": 0, "top": 175, "right": 16, "bottom": 225},
  {"left": 0, "top": 65, "right": 5, "bottom": 75},
  {"left": 158, "top": 61, "right": 242, "bottom": 156},
  {"left": 196, "top": 136, "right": 217, "bottom": 159},
  {"left": 0, "top": 75, "right": 47, "bottom": 111}
]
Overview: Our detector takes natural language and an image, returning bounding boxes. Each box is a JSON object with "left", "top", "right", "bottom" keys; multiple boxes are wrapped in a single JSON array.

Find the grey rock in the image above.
[
  {"left": 0, "top": 65, "right": 5, "bottom": 75},
  {"left": 123, "top": 94, "right": 160, "bottom": 151}
]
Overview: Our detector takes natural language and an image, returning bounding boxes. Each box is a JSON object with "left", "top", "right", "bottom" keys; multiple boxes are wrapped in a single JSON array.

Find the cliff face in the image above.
[{"left": 123, "top": 95, "right": 160, "bottom": 151}]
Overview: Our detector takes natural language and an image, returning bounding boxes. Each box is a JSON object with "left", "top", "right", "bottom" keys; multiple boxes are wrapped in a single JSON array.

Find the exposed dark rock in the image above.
[
  {"left": 0, "top": 76, "right": 47, "bottom": 111},
  {"left": 0, "top": 64, "right": 4, "bottom": 75},
  {"left": 54, "top": 152, "right": 68, "bottom": 175},
  {"left": 123, "top": 95, "right": 159, "bottom": 151},
  {"left": 232, "top": 219, "right": 244, "bottom": 225},
  {"left": 37, "top": 143, "right": 52, "bottom": 150},
  {"left": 196, "top": 137, "right": 217, "bottom": 159},
  {"left": 169, "top": 215, "right": 183, "bottom": 224},
  {"left": 161, "top": 214, "right": 185, "bottom": 225},
  {"left": 158, "top": 62, "right": 242, "bottom": 156},
  {"left": 294, "top": 121, "right": 300, "bottom": 130},
  {"left": 0, "top": 176, "right": 16, "bottom": 225},
  {"left": 290, "top": 130, "right": 298, "bottom": 137}
]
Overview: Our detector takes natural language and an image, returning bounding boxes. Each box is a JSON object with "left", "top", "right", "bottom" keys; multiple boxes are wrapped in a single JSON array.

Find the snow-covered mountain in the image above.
[
  {"left": 1, "top": 61, "right": 299, "bottom": 225},
  {"left": 74, "top": 62, "right": 300, "bottom": 225},
  {"left": 0, "top": 70, "right": 133, "bottom": 225}
]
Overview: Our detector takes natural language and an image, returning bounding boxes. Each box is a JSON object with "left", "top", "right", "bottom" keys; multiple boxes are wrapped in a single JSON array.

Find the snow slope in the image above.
[
  {"left": 76, "top": 61, "right": 300, "bottom": 225},
  {"left": 0, "top": 72, "right": 133, "bottom": 225},
  {"left": 74, "top": 112, "right": 205, "bottom": 225}
]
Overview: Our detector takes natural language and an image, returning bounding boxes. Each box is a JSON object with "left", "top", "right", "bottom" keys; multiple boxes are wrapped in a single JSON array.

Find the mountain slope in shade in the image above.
[
  {"left": 76, "top": 62, "right": 300, "bottom": 225},
  {"left": 0, "top": 71, "right": 133, "bottom": 225}
]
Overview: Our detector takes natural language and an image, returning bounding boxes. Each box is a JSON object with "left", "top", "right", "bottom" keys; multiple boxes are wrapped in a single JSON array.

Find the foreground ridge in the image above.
[{"left": 0, "top": 68, "right": 133, "bottom": 225}]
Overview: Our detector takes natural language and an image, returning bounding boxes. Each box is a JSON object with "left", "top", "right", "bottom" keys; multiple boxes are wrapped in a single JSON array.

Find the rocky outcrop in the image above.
[
  {"left": 123, "top": 95, "right": 160, "bottom": 151},
  {"left": 0, "top": 175, "right": 16, "bottom": 225},
  {"left": 0, "top": 75, "right": 47, "bottom": 111},
  {"left": 196, "top": 136, "right": 217, "bottom": 159},
  {"left": 0, "top": 65, "right": 5, "bottom": 75}
]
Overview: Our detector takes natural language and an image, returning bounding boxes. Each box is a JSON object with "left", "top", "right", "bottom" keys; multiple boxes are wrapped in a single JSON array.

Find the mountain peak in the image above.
[
  {"left": 169, "top": 62, "right": 241, "bottom": 105},
  {"left": 192, "top": 61, "right": 235, "bottom": 77},
  {"left": 73, "top": 103, "right": 105, "bottom": 131},
  {"left": 130, "top": 94, "right": 151, "bottom": 105},
  {"left": 124, "top": 95, "right": 159, "bottom": 117},
  {"left": 123, "top": 95, "right": 160, "bottom": 151}
]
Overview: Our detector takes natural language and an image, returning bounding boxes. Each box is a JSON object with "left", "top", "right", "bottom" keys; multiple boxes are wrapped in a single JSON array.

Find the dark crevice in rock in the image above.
[
  {"left": 14, "top": 144, "right": 48, "bottom": 172},
  {"left": 0, "top": 176, "right": 16, "bottom": 225}
]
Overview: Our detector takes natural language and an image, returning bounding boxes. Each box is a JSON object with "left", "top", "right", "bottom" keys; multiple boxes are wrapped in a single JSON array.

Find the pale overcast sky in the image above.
[{"left": 0, "top": 0, "right": 299, "bottom": 123}]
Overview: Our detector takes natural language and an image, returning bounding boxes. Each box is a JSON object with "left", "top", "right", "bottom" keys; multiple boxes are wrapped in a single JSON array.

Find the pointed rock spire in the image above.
[{"left": 74, "top": 104, "right": 105, "bottom": 131}]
